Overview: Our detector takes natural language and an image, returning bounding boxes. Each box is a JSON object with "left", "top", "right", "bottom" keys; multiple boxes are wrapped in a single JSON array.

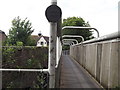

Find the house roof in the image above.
[
  {"left": 43, "top": 36, "right": 49, "bottom": 43},
  {"left": 31, "top": 35, "right": 49, "bottom": 43},
  {"left": 0, "top": 30, "right": 7, "bottom": 41},
  {"left": 31, "top": 35, "right": 40, "bottom": 42},
  {"left": 0, "top": 30, "right": 6, "bottom": 35}
]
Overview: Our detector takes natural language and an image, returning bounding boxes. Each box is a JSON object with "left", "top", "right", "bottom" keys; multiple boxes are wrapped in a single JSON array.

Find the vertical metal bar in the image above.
[
  {"left": 56, "top": 37, "right": 62, "bottom": 68},
  {"left": 57, "top": 17, "right": 62, "bottom": 67},
  {"left": 118, "top": 1, "right": 120, "bottom": 86},
  {"left": 0, "top": 32, "right": 2, "bottom": 89},
  {"left": 48, "top": 22, "right": 57, "bottom": 88},
  {"left": 56, "top": 37, "right": 59, "bottom": 67}
]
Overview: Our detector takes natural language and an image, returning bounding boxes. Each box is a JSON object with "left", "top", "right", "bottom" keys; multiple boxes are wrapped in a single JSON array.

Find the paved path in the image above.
[{"left": 60, "top": 55, "right": 102, "bottom": 88}]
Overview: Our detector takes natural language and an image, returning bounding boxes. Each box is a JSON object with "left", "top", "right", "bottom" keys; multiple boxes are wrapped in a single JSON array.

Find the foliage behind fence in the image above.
[{"left": 2, "top": 46, "right": 49, "bottom": 88}]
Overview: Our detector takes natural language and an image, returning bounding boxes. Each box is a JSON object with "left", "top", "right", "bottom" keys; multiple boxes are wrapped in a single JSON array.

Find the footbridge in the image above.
[
  {"left": 0, "top": 0, "right": 120, "bottom": 89},
  {"left": 56, "top": 31, "right": 120, "bottom": 89}
]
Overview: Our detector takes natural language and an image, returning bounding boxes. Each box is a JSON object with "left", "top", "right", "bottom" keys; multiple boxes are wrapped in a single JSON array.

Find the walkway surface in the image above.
[{"left": 60, "top": 55, "right": 102, "bottom": 88}]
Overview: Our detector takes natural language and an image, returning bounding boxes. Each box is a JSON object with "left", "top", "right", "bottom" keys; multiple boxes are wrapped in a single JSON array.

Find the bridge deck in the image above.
[{"left": 60, "top": 55, "right": 102, "bottom": 88}]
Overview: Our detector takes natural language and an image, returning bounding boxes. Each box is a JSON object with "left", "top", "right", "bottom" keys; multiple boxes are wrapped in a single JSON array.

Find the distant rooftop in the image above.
[
  {"left": 31, "top": 35, "right": 49, "bottom": 43},
  {"left": 0, "top": 30, "right": 5, "bottom": 34}
]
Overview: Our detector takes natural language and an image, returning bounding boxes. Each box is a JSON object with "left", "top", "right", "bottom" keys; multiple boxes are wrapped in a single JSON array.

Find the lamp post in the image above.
[{"left": 45, "top": 0, "right": 62, "bottom": 88}]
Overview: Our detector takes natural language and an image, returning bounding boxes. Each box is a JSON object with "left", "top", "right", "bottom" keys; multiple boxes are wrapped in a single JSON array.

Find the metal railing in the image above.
[
  {"left": 62, "top": 26, "right": 100, "bottom": 37},
  {"left": 0, "top": 69, "right": 48, "bottom": 72},
  {"left": 77, "top": 32, "right": 120, "bottom": 45},
  {"left": 62, "top": 35, "right": 84, "bottom": 42},
  {"left": 62, "top": 39, "right": 79, "bottom": 44},
  {"left": 1, "top": 40, "right": 62, "bottom": 88}
]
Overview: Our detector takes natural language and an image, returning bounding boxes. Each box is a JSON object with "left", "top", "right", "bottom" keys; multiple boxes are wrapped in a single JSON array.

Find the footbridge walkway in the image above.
[
  {"left": 1, "top": 0, "right": 120, "bottom": 88},
  {"left": 60, "top": 55, "right": 102, "bottom": 88},
  {"left": 57, "top": 32, "right": 120, "bottom": 89}
]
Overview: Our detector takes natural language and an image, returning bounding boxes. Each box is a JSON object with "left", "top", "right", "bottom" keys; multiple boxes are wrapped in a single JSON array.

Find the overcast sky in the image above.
[{"left": 0, "top": 0, "right": 119, "bottom": 37}]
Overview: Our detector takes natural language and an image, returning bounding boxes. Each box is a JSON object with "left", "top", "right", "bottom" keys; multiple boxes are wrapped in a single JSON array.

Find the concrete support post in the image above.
[
  {"left": 48, "top": 22, "right": 57, "bottom": 88},
  {"left": 51, "top": 0, "right": 57, "bottom": 66},
  {"left": 48, "top": 0, "right": 61, "bottom": 88}
]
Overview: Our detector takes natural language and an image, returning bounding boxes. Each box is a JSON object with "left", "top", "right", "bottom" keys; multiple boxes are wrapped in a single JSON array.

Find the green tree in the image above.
[
  {"left": 7, "top": 16, "right": 35, "bottom": 46},
  {"left": 62, "top": 17, "right": 94, "bottom": 42}
]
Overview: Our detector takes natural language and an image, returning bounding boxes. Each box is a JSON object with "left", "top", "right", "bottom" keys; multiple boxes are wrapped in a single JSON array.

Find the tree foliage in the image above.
[
  {"left": 62, "top": 17, "right": 94, "bottom": 42},
  {"left": 6, "top": 16, "right": 35, "bottom": 46}
]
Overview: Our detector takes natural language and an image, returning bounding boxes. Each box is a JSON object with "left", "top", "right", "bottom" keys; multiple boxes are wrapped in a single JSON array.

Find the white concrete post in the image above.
[
  {"left": 48, "top": 0, "right": 58, "bottom": 88},
  {"left": 51, "top": 0, "right": 57, "bottom": 66},
  {"left": 48, "top": 22, "right": 57, "bottom": 88}
]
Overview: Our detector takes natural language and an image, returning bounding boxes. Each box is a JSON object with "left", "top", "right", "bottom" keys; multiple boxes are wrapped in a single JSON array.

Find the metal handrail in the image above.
[
  {"left": 62, "top": 35, "right": 84, "bottom": 42},
  {"left": 62, "top": 26, "right": 99, "bottom": 37},
  {"left": 0, "top": 69, "right": 48, "bottom": 73},
  {"left": 81, "top": 32, "right": 120, "bottom": 44},
  {"left": 63, "top": 43, "right": 71, "bottom": 45},
  {"left": 63, "top": 42, "right": 74, "bottom": 45},
  {"left": 1, "top": 46, "right": 49, "bottom": 73},
  {"left": 62, "top": 39, "right": 79, "bottom": 44}
]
